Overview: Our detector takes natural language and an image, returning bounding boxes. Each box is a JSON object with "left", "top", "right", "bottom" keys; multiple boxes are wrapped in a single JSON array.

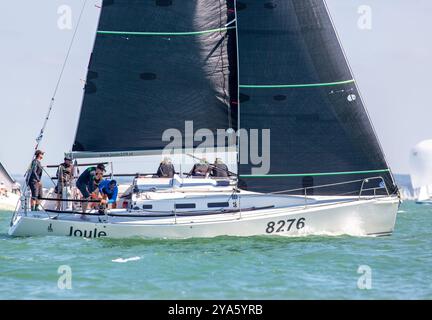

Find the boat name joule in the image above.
[{"left": 68, "top": 226, "right": 107, "bottom": 238}]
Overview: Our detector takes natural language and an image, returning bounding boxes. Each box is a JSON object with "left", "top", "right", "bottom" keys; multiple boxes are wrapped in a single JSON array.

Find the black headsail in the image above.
[
  {"left": 73, "top": 0, "right": 237, "bottom": 156},
  {"left": 236, "top": 0, "right": 397, "bottom": 195}
]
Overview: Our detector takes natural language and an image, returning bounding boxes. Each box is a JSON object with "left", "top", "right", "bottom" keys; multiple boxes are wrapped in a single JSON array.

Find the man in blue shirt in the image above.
[{"left": 99, "top": 179, "right": 118, "bottom": 209}]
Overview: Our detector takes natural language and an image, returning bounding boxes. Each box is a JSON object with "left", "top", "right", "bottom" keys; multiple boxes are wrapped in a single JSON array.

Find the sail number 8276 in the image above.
[{"left": 266, "top": 218, "right": 306, "bottom": 234}]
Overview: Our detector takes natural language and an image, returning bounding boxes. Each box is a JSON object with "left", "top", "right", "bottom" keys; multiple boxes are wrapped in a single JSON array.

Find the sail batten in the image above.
[
  {"left": 239, "top": 79, "right": 355, "bottom": 88},
  {"left": 97, "top": 26, "right": 236, "bottom": 36},
  {"left": 241, "top": 169, "right": 391, "bottom": 179}
]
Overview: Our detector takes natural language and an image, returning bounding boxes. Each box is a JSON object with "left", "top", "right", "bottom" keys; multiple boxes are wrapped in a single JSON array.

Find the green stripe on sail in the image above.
[
  {"left": 97, "top": 26, "right": 235, "bottom": 36},
  {"left": 240, "top": 169, "right": 390, "bottom": 178},
  {"left": 239, "top": 79, "right": 355, "bottom": 89}
]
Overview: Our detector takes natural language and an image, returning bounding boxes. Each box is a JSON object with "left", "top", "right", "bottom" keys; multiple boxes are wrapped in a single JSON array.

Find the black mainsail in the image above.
[
  {"left": 236, "top": 0, "right": 397, "bottom": 195},
  {"left": 73, "top": 0, "right": 237, "bottom": 154}
]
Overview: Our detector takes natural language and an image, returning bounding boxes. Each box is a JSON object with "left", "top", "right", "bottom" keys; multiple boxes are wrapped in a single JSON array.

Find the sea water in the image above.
[{"left": 0, "top": 201, "right": 431, "bottom": 300}]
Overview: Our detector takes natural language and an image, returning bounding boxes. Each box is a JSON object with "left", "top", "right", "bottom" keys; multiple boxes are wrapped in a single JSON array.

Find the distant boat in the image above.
[
  {"left": 0, "top": 162, "right": 20, "bottom": 211},
  {"left": 409, "top": 140, "right": 432, "bottom": 204}
]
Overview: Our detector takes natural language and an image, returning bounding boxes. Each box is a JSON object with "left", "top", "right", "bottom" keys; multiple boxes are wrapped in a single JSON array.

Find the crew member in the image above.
[
  {"left": 211, "top": 158, "right": 229, "bottom": 178},
  {"left": 54, "top": 156, "right": 74, "bottom": 210},
  {"left": 27, "top": 150, "right": 44, "bottom": 211},
  {"left": 189, "top": 158, "right": 211, "bottom": 177},
  {"left": 156, "top": 157, "right": 175, "bottom": 178},
  {"left": 98, "top": 179, "right": 118, "bottom": 210},
  {"left": 76, "top": 163, "right": 106, "bottom": 213}
]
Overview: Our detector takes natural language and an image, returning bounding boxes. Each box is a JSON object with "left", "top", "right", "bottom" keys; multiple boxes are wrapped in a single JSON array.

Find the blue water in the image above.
[{"left": 0, "top": 201, "right": 431, "bottom": 300}]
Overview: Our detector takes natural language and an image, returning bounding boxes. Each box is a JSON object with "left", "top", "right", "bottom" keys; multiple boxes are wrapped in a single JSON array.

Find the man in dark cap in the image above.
[
  {"left": 27, "top": 150, "right": 44, "bottom": 211},
  {"left": 211, "top": 158, "right": 229, "bottom": 178},
  {"left": 54, "top": 156, "right": 74, "bottom": 210},
  {"left": 76, "top": 163, "right": 106, "bottom": 213},
  {"left": 189, "top": 157, "right": 211, "bottom": 177}
]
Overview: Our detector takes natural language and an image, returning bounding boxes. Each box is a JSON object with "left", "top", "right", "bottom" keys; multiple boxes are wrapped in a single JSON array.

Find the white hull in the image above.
[{"left": 9, "top": 196, "right": 399, "bottom": 239}]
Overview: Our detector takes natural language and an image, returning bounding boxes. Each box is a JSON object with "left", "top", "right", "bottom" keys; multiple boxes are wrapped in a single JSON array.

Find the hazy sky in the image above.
[{"left": 0, "top": 0, "right": 431, "bottom": 175}]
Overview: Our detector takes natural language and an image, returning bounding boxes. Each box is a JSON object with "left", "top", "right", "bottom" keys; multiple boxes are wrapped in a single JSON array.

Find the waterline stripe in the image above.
[
  {"left": 239, "top": 79, "right": 355, "bottom": 89},
  {"left": 97, "top": 26, "right": 235, "bottom": 36},
  {"left": 240, "top": 169, "right": 390, "bottom": 178}
]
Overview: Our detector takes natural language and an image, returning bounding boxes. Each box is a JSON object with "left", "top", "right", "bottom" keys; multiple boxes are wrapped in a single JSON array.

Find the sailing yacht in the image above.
[
  {"left": 410, "top": 140, "right": 432, "bottom": 204},
  {"left": 0, "top": 162, "right": 20, "bottom": 212},
  {"left": 9, "top": 0, "right": 399, "bottom": 238}
]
